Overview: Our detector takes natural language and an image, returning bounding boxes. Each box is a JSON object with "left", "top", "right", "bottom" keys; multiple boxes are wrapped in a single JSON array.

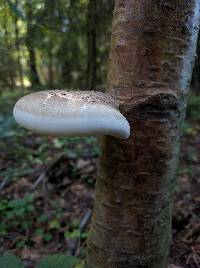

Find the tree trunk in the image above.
[
  {"left": 14, "top": 0, "right": 24, "bottom": 89},
  {"left": 60, "top": 0, "right": 76, "bottom": 87},
  {"left": 26, "top": 0, "right": 41, "bottom": 87},
  {"left": 44, "top": 0, "right": 56, "bottom": 88},
  {"left": 48, "top": 46, "right": 54, "bottom": 88},
  {"left": 192, "top": 33, "right": 200, "bottom": 94},
  {"left": 87, "top": 0, "right": 97, "bottom": 90},
  {"left": 3, "top": 10, "right": 15, "bottom": 89},
  {"left": 86, "top": 1, "right": 200, "bottom": 268}
]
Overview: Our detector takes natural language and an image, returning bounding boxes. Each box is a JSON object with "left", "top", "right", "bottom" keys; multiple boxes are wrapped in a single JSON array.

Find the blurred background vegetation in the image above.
[
  {"left": 0, "top": 0, "right": 114, "bottom": 91},
  {"left": 0, "top": 0, "right": 200, "bottom": 267}
]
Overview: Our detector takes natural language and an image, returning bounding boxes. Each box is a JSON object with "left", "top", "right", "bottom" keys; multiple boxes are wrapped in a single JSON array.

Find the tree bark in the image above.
[
  {"left": 3, "top": 10, "right": 15, "bottom": 89},
  {"left": 14, "top": 0, "right": 24, "bottom": 89},
  {"left": 87, "top": 0, "right": 97, "bottom": 90},
  {"left": 26, "top": 0, "right": 41, "bottom": 87},
  {"left": 192, "top": 33, "right": 200, "bottom": 94},
  {"left": 60, "top": 0, "right": 75, "bottom": 87},
  {"left": 44, "top": 0, "right": 56, "bottom": 88},
  {"left": 86, "top": 1, "right": 200, "bottom": 268}
]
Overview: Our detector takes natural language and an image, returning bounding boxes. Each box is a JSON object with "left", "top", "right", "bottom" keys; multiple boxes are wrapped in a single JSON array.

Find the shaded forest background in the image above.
[
  {"left": 1, "top": 0, "right": 200, "bottom": 93},
  {"left": 0, "top": 1, "right": 200, "bottom": 268},
  {"left": 0, "top": 0, "right": 114, "bottom": 91}
]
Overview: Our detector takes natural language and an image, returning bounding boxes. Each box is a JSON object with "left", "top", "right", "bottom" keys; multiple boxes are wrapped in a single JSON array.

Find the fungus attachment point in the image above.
[{"left": 13, "top": 90, "right": 130, "bottom": 139}]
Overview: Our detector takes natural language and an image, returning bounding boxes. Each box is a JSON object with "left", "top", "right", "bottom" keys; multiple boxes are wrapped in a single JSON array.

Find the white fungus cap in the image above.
[{"left": 13, "top": 90, "right": 130, "bottom": 139}]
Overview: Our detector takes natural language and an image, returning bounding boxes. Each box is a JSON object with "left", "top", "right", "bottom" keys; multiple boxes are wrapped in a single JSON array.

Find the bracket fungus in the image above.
[{"left": 13, "top": 90, "right": 130, "bottom": 139}]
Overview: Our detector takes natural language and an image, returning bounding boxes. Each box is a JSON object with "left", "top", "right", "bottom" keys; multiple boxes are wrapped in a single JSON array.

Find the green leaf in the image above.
[
  {"left": 74, "top": 260, "right": 85, "bottom": 268},
  {"left": 64, "top": 230, "right": 89, "bottom": 239},
  {"left": 35, "top": 228, "right": 44, "bottom": 236},
  {"left": 0, "top": 227, "right": 7, "bottom": 236},
  {"left": 37, "top": 215, "right": 48, "bottom": 223},
  {"left": 64, "top": 230, "right": 81, "bottom": 239},
  {"left": 49, "top": 219, "right": 61, "bottom": 230},
  {"left": 0, "top": 253, "right": 24, "bottom": 268},
  {"left": 5, "top": 0, "right": 26, "bottom": 21},
  {"left": 36, "top": 254, "right": 78, "bottom": 268},
  {"left": 43, "top": 233, "right": 53, "bottom": 242}
]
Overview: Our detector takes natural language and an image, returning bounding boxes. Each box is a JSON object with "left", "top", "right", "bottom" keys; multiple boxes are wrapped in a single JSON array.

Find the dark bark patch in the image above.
[{"left": 129, "top": 94, "right": 181, "bottom": 120}]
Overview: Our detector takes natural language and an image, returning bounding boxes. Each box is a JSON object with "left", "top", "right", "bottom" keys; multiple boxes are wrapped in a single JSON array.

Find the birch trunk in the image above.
[{"left": 87, "top": 1, "right": 200, "bottom": 267}]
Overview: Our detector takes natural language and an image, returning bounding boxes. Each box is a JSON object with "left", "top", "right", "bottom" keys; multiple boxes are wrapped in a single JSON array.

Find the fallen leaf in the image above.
[{"left": 20, "top": 247, "right": 40, "bottom": 260}]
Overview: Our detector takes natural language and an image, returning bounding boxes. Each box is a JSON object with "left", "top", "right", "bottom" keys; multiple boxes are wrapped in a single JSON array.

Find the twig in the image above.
[
  {"left": 80, "top": 211, "right": 92, "bottom": 232},
  {"left": 0, "top": 169, "right": 33, "bottom": 192},
  {"left": 43, "top": 175, "right": 48, "bottom": 214},
  {"left": 0, "top": 177, "right": 10, "bottom": 191},
  {"left": 30, "top": 173, "right": 46, "bottom": 192},
  {"left": 66, "top": 210, "right": 92, "bottom": 256},
  {"left": 184, "top": 223, "right": 200, "bottom": 243},
  {"left": 29, "top": 153, "right": 68, "bottom": 193}
]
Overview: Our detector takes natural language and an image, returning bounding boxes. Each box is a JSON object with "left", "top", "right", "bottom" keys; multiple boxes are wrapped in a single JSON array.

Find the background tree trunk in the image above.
[
  {"left": 86, "top": 0, "right": 97, "bottom": 90},
  {"left": 60, "top": 0, "right": 76, "bottom": 87},
  {"left": 26, "top": 0, "right": 41, "bottom": 87},
  {"left": 192, "top": 33, "right": 200, "bottom": 94},
  {"left": 14, "top": 0, "right": 24, "bottom": 89},
  {"left": 44, "top": 0, "right": 56, "bottom": 88},
  {"left": 3, "top": 10, "right": 15, "bottom": 89},
  {"left": 86, "top": 1, "right": 200, "bottom": 267}
]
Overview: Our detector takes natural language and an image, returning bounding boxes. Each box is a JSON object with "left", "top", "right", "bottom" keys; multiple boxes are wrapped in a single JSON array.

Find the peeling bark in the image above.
[{"left": 86, "top": 1, "right": 200, "bottom": 267}]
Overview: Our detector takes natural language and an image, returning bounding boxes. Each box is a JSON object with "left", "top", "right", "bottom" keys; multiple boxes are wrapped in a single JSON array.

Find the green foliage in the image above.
[
  {"left": 0, "top": 253, "right": 24, "bottom": 268},
  {"left": 64, "top": 230, "right": 89, "bottom": 239},
  {"left": 0, "top": 253, "right": 80, "bottom": 268},
  {"left": 0, "top": 90, "right": 96, "bottom": 262},
  {"left": 177, "top": 167, "right": 193, "bottom": 175},
  {"left": 0, "top": 194, "right": 35, "bottom": 236},
  {"left": 5, "top": 0, "right": 26, "bottom": 21},
  {"left": 36, "top": 255, "right": 78, "bottom": 268},
  {"left": 187, "top": 95, "right": 200, "bottom": 121},
  {"left": 0, "top": 89, "right": 97, "bottom": 243},
  {"left": 0, "top": 42, "right": 18, "bottom": 89},
  {"left": 49, "top": 219, "right": 61, "bottom": 230},
  {"left": 182, "top": 122, "right": 197, "bottom": 136},
  {"left": 0, "top": 116, "right": 15, "bottom": 138},
  {"left": 64, "top": 218, "right": 90, "bottom": 240},
  {"left": 0, "top": 0, "right": 114, "bottom": 89}
]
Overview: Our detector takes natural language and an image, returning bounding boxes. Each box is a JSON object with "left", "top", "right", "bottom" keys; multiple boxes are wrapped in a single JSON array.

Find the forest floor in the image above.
[{"left": 0, "top": 90, "right": 200, "bottom": 268}]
